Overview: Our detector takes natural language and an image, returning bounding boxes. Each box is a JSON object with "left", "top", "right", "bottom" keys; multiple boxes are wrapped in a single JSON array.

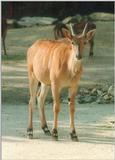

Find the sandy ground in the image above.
[{"left": 2, "top": 103, "right": 115, "bottom": 160}]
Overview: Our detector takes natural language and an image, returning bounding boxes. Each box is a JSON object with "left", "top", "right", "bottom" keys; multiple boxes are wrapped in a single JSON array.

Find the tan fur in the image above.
[
  {"left": 28, "top": 39, "right": 82, "bottom": 85},
  {"left": 27, "top": 38, "right": 83, "bottom": 138}
]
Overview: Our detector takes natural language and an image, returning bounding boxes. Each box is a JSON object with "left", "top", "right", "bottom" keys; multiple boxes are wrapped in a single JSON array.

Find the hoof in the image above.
[
  {"left": 70, "top": 130, "right": 79, "bottom": 142},
  {"left": 42, "top": 124, "right": 51, "bottom": 136},
  {"left": 27, "top": 128, "right": 33, "bottom": 139},
  {"left": 52, "top": 128, "right": 58, "bottom": 141}
]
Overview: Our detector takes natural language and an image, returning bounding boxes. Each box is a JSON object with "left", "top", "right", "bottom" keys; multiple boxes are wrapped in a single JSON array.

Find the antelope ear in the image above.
[
  {"left": 62, "top": 28, "right": 72, "bottom": 39},
  {"left": 86, "top": 29, "right": 96, "bottom": 41}
]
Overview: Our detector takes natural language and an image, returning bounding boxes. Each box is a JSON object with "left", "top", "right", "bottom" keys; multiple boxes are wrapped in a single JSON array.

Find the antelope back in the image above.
[{"left": 27, "top": 38, "right": 82, "bottom": 86}]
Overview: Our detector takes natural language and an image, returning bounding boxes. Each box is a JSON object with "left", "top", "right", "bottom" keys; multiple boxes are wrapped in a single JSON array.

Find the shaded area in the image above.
[
  {"left": 2, "top": 102, "right": 114, "bottom": 159},
  {"left": 2, "top": 103, "right": 114, "bottom": 145}
]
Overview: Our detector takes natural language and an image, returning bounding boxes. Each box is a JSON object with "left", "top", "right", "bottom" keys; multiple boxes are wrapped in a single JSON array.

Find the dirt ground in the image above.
[
  {"left": 2, "top": 21, "right": 115, "bottom": 160},
  {"left": 2, "top": 103, "right": 115, "bottom": 160}
]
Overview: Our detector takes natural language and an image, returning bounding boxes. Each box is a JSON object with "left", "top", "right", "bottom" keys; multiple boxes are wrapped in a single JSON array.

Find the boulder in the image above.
[
  {"left": 17, "top": 16, "right": 58, "bottom": 27},
  {"left": 90, "top": 88, "right": 97, "bottom": 96},
  {"left": 62, "top": 16, "right": 72, "bottom": 24},
  {"left": 79, "top": 88, "right": 89, "bottom": 95},
  {"left": 108, "top": 85, "right": 114, "bottom": 96},
  {"left": 7, "top": 19, "right": 19, "bottom": 28},
  {"left": 89, "top": 12, "right": 114, "bottom": 21},
  {"left": 17, "top": 17, "right": 38, "bottom": 27},
  {"left": 70, "top": 14, "right": 82, "bottom": 23},
  {"left": 62, "top": 14, "right": 90, "bottom": 24},
  {"left": 103, "top": 94, "right": 111, "bottom": 101},
  {"left": 96, "top": 97, "right": 105, "bottom": 104},
  {"left": 77, "top": 84, "right": 114, "bottom": 104},
  {"left": 97, "top": 89, "right": 103, "bottom": 96},
  {"left": 102, "top": 84, "right": 109, "bottom": 92},
  {"left": 34, "top": 17, "right": 58, "bottom": 25}
]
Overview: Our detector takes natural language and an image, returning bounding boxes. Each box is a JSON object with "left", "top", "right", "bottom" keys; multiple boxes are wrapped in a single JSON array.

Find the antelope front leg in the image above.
[
  {"left": 51, "top": 82, "right": 61, "bottom": 140},
  {"left": 68, "top": 86, "right": 78, "bottom": 141}
]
